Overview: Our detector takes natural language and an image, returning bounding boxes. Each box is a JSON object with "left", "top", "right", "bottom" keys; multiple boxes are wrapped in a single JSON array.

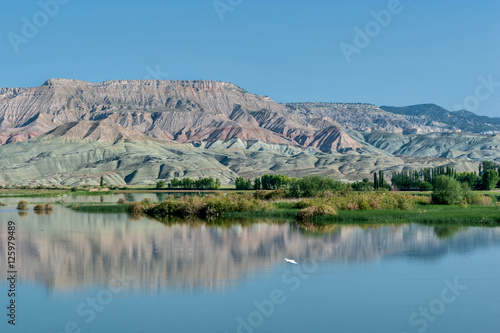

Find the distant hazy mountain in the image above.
[
  {"left": 0, "top": 79, "right": 498, "bottom": 186},
  {"left": 380, "top": 104, "right": 500, "bottom": 134}
]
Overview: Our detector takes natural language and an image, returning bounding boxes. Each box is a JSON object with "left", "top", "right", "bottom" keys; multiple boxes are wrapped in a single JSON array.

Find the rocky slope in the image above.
[
  {"left": 0, "top": 79, "right": 304, "bottom": 147},
  {"left": 362, "top": 131, "right": 500, "bottom": 160},
  {"left": 0, "top": 79, "right": 498, "bottom": 185}
]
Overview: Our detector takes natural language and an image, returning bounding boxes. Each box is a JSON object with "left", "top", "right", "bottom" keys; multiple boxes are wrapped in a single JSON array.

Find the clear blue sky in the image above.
[{"left": 1, "top": 0, "right": 499, "bottom": 117}]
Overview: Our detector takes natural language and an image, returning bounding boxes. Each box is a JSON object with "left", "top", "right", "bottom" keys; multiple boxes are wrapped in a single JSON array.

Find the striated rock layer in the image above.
[{"left": 0, "top": 79, "right": 498, "bottom": 185}]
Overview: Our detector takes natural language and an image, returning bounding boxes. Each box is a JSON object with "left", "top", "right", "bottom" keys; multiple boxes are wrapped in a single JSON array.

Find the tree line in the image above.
[
  {"left": 157, "top": 177, "right": 222, "bottom": 190},
  {"left": 390, "top": 161, "right": 500, "bottom": 191},
  {"left": 235, "top": 174, "right": 349, "bottom": 197},
  {"left": 154, "top": 160, "right": 499, "bottom": 194}
]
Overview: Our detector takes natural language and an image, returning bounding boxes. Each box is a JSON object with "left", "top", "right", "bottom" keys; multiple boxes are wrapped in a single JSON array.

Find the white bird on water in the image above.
[{"left": 284, "top": 258, "right": 298, "bottom": 265}]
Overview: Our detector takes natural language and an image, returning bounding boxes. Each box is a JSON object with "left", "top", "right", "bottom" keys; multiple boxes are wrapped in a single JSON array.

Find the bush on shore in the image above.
[
  {"left": 296, "top": 205, "right": 337, "bottom": 221},
  {"left": 432, "top": 176, "right": 463, "bottom": 205},
  {"left": 127, "top": 202, "right": 143, "bottom": 215},
  {"left": 432, "top": 176, "right": 493, "bottom": 206}
]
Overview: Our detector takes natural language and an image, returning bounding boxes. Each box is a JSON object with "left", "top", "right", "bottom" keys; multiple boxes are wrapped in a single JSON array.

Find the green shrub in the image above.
[
  {"left": 431, "top": 176, "right": 463, "bottom": 205},
  {"left": 351, "top": 178, "right": 374, "bottom": 192},
  {"left": 253, "top": 190, "right": 267, "bottom": 200},
  {"left": 357, "top": 198, "right": 372, "bottom": 210},
  {"left": 287, "top": 175, "right": 348, "bottom": 197},
  {"left": 265, "top": 188, "right": 286, "bottom": 200},
  {"left": 293, "top": 199, "right": 312, "bottom": 209},
  {"left": 481, "top": 170, "right": 499, "bottom": 190},
  {"left": 397, "top": 196, "right": 413, "bottom": 211},
  {"left": 419, "top": 181, "right": 433, "bottom": 191}
]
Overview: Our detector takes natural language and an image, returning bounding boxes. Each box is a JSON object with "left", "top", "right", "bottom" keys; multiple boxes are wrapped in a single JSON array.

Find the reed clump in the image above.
[
  {"left": 296, "top": 204, "right": 337, "bottom": 221},
  {"left": 33, "top": 203, "right": 54, "bottom": 215},
  {"left": 294, "top": 192, "right": 430, "bottom": 213},
  {"left": 33, "top": 203, "right": 54, "bottom": 211},
  {"left": 118, "top": 197, "right": 127, "bottom": 204},
  {"left": 127, "top": 202, "right": 143, "bottom": 215},
  {"left": 17, "top": 200, "right": 29, "bottom": 210},
  {"left": 142, "top": 193, "right": 274, "bottom": 219}
]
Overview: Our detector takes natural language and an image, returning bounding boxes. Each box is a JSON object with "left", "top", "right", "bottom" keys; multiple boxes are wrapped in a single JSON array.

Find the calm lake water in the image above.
[
  {"left": 0, "top": 199, "right": 499, "bottom": 333},
  {"left": 0, "top": 192, "right": 184, "bottom": 204}
]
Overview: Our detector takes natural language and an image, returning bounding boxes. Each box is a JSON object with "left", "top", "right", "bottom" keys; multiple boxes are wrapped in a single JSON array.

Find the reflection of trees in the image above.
[
  {"left": 297, "top": 222, "right": 342, "bottom": 236},
  {"left": 127, "top": 211, "right": 143, "bottom": 221},
  {"left": 154, "top": 216, "right": 282, "bottom": 229},
  {"left": 434, "top": 226, "right": 464, "bottom": 239},
  {"left": 155, "top": 193, "right": 167, "bottom": 202},
  {"left": 0, "top": 210, "right": 498, "bottom": 294}
]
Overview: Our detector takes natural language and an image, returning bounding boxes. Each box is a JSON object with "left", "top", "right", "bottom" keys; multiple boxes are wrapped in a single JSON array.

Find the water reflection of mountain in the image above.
[{"left": 1, "top": 208, "right": 499, "bottom": 293}]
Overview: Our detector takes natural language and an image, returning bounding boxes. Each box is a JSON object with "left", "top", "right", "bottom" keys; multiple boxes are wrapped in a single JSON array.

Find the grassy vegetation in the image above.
[
  {"left": 140, "top": 193, "right": 274, "bottom": 219},
  {"left": 127, "top": 190, "right": 499, "bottom": 226},
  {"left": 482, "top": 192, "right": 500, "bottom": 203},
  {"left": 69, "top": 204, "right": 128, "bottom": 213},
  {"left": 69, "top": 190, "right": 115, "bottom": 196},
  {"left": 0, "top": 189, "right": 71, "bottom": 198},
  {"left": 313, "top": 206, "right": 500, "bottom": 226},
  {"left": 291, "top": 191, "right": 431, "bottom": 220},
  {"left": 5, "top": 179, "right": 498, "bottom": 228}
]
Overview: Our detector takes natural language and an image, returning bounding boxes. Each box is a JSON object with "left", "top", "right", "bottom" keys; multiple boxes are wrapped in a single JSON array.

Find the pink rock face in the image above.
[
  {"left": 307, "top": 127, "right": 364, "bottom": 151},
  {"left": 185, "top": 121, "right": 295, "bottom": 146},
  {"left": 0, "top": 79, "right": 380, "bottom": 152},
  {"left": 43, "top": 120, "right": 175, "bottom": 145}
]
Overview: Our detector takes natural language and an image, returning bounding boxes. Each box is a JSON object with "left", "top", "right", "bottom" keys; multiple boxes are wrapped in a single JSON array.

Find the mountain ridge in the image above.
[
  {"left": 0, "top": 79, "right": 498, "bottom": 186},
  {"left": 379, "top": 104, "right": 500, "bottom": 134}
]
